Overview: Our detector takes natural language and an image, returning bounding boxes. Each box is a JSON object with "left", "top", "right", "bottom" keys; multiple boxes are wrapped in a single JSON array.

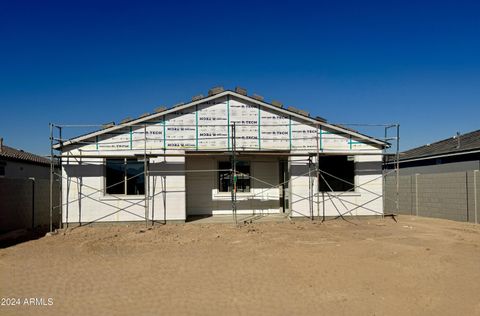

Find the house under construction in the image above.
[{"left": 50, "top": 86, "right": 399, "bottom": 228}]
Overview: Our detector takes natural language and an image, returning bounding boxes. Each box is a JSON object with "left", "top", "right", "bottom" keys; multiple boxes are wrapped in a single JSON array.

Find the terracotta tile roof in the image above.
[{"left": 0, "top": 145, "right": 51, "bottom": 165}]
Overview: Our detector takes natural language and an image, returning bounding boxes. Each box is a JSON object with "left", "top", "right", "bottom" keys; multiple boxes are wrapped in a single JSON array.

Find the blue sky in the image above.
[{"left": 1, "top": 0, "right": 479, "bottom": 155}]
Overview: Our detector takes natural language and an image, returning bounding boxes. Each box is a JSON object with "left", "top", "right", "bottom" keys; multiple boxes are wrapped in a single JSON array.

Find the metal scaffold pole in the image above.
[
  {"left": 382, "top": 126, "right": 387, "bottom": 219},
  {"left": 57, "top": 125, "right": 63, "bottom": 229},
  {"left": 308, "top": 156, "right": 313, "bottom": 220},
  {"left": 316, "top": 125, "right": 320, "bottom": 220},
  {"left": 231, "top": 123, "right": 237, "bottom": 226},
  {"left": 144, "top": 124, "right": 149, "bottom": 227},
  {"left": 395, "top": 124, "right": 400, "bottom": 215},
  {"left": 383, "top": 123, "right": 401, "bottom": 216},
  {"left": 49, "top": 123, "right": 54, "bottom": 232},
  {"left": 78, "top": 152, "right": 83, "bottom": 226}
]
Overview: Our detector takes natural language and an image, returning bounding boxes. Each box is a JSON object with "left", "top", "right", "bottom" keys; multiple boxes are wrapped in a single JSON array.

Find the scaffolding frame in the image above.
[{"left": 49, "top": 121, "right": 400, "bottom": 230}]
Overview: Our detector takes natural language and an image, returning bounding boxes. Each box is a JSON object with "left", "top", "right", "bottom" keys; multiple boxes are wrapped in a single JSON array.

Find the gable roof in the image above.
[
  {"left": 0, "top": 144, "right": 51, "bottom": 166},
  {"left": 53, "top": 89, "right": 388, "bottom": 150},
  {"left": 400, "top": 129, "right": 480, "bottom": 161}
]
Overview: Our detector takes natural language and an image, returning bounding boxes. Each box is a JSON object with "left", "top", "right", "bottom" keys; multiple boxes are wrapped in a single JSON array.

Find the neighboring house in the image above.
[
  {"left": 395, "top": 129, "right": 480, "bottom": 175},
  {"left": 53, "top": 87, "right": 388, "bottom": 225},
  {"left": 384, "top": 130, "right": 480, "bottom": 223},
  {"left": 0, "top": 139, "right": 59, "bottom": 234},
  {"left": 0, "top": 138, "right": 51, "bottom": 179}
]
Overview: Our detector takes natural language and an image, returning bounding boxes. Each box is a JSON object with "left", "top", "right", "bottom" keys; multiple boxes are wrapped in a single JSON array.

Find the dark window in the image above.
[
  {"left": 318, "top": 156, "right": 355, "bottom": 192},
  {"left": 126, "top": 159, "right": 145, "bottom": 195},
  {"left": 218, "top": 161, "right": 231, "bottom": 192},
  {"left": 0, "top": 161, "right": 5, "bottom": 176},
  {"left": 106, "top": 158, "right": 145, "bottom": 195},
  {"left": 106, "top": 159, "right": 125, "bottom": 194},
  {"left": 218, "top": 160, "right": 250, "bottom": 192}
]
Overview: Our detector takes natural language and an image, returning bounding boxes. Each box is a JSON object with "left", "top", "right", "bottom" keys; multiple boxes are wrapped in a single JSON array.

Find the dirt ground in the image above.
[{"left": 1, "top": 215, "right": 480, "bottom": 316}]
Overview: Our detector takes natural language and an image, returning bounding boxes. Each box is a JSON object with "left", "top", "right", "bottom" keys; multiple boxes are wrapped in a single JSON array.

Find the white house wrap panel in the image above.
[
  {"left": 260, "top": 110, "right": 290, "bottom": 150},
  {"left": 197, "top": 97, "right": 229, "bottom": 150}
]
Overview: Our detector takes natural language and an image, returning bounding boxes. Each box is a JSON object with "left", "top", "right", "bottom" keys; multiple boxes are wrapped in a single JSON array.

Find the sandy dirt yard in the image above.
[{"left": 1, "top": 215, "right": 480, "bottom": 316}]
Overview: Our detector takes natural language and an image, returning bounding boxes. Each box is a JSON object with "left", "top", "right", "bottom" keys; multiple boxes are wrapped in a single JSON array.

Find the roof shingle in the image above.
[{"left": 400, "top": 129, "right": 480, "bottom": 160}]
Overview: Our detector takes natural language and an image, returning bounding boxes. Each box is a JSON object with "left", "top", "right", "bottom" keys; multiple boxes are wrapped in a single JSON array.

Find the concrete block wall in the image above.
[
  {"left": 0, "top": 178, "right": 60, "bottom": 234},
  {"left": 467, "top": 170, "right": 479, "bottom": 223},
  {"left": 385, "top": 170, "right": 480, "bottom": 223},
  {"left": 384, "top": 174, "right": 415, "bottom": 215},
  {"left": 417, "top": 173, "right": 468, "bottom": 221},
  {"left": 3, "top": 160, "right": 50, "bottom": 179},
  {"left": 35, "top": 178, "right": 61, "bottom": 228}
]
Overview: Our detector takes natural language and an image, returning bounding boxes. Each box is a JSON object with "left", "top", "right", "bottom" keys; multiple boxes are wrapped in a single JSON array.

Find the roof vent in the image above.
[
  {"left": 191, "top": 94, "right": 204, "bottom": 101},
  {"left": 271, "top": 100, "right": 283, "bottom": 108},
  {"left": 102, "top": 122, "right": 115, "bottom": 129},
  {"left": 252, "top": 94, "right": 264, "bottom": 101},
  {"left": 208, "top": 86, "right": 224, "bottom": 96},
  {"left": 235, "top": 86, "right": 247, "bottom": 95},
  {"left": 315, "top": 116, "right": 327, "bottom": 122},
  {"left": 287, "top": 106, "right": 309, "bottom": 117},
  {"left": 456, "top": 131, "right": 461, "bottom": 149},
  {"left": 154, "top": 106, "right": 167, "bottom": 113},
  {"left": 120, "top": 117, "right": 133, "bottom": 124}
]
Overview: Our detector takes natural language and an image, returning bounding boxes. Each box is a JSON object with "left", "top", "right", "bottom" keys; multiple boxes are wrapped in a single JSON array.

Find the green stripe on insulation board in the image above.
[
  {"left": 163, "top": 117, "right": 166, "bottom": 151},
  {"left": 227, "top": 95, "right": 230, "bottom": 150},
  {"left": 195, "top": 105, "right": 199, "bottom": 151},
  {"left": 258, "top": 104, "right": 261, "bottom": 150},
  {"left": 319, "top": 127, "right": 322, "bottom": 151},
  {"left": 289, "top": 115, "right": 292, "bottom": 150},
  {"left": 129, "top": 127, "right": 133, "bottom": 149}
]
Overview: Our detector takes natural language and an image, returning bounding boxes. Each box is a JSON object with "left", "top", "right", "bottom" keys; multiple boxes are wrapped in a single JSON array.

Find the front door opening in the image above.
[{"left": 279, "top": 160, "right": 290, "bottom": 213}]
